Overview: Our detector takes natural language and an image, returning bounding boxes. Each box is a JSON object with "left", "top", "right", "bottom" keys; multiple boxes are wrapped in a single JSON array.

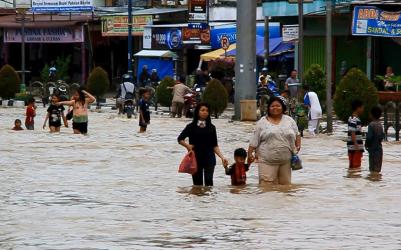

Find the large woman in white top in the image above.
[{"left": 248, "top": 97, "right": 301, "bottom": 185}]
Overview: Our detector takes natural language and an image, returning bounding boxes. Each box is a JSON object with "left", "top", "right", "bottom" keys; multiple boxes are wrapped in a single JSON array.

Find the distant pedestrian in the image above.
[
  {"left": 347, "top": 100, "right": 364, "bottom": 170},
  {"left": 25, "top": 97, "right": 36, "bottom": 130},
  {"left": 139, "top": 88, "right": 151, "bottom": 133},
  {"left": 43, "top": 94, "right": 68, "bottom": 133},
  {"left": 384, "top": 66, "right": 395, "bottom": 91},
  {"left": 178, "top": 103, "right": 228, "bottom": 186},
  {"left": 139, "top": 65, "right": 150, "bottom": 87},
  {"left": 169, "top": 76, "right": 192, "bottom": 118},
  {"left": 303, "top": 85, "right": 322, "bottom": 136},
  {"left": 57, "top": 87, "right": 96, "bottom": 135},
  {"left": 365, "top": 106, "right": 384, "bottom": 173},
  {"left": 224, "top": 148, "right": 249, "bottom": 186},
  {"left": 285, "top": 70, "right": 300, "bottom": 92},
  {"left": 150, "top": 69, "right": 160, "bottom": 87},
  {"left": 12, "top": 119, "right": 24, "bottom": 131}
]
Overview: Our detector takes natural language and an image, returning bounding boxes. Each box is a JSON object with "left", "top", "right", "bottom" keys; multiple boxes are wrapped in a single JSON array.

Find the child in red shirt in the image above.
[
  {"left": 25, "top": 98, "right": 36, "bottom": 130},
  {"left": 225, "top": 148, "right": 250, "bottom": 186}
]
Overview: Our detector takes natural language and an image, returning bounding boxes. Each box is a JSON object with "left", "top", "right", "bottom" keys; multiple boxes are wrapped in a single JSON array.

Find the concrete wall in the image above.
[{"left": 209, "top": 6, "right": 264, "bottom": 21}]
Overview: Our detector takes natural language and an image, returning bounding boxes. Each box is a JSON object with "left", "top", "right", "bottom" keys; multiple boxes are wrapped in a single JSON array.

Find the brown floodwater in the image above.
[{"left": 1, "top": 106, "right": 400, "bottom": 249}]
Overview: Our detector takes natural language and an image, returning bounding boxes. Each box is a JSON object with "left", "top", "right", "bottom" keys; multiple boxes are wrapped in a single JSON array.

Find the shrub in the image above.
[
  {"left": 202, "top": 79, "right": 228, "bottom": 118},
  {"left": 156, "top": 76, "right": 175, "bottom": 107},
  {"left": 55, "top": 55, "right": 71, "bottom": 82},
  {"left": 208, "top": 58, "right": 235, "bottom": 81},
  {"left": 41, "top": 64, "right": 50, "bottom": 83},
  {"left": 87, "top": 67, "right": 110, "bottom": 107},
  {"left": 0, "top": 64, "right": 20, "bottom": 99},
  {"left": 334, "top": 68, "right": 378, "bottom": 125},
  {"left": 304, "top": 64, "right": 326, "bottom": 102}
]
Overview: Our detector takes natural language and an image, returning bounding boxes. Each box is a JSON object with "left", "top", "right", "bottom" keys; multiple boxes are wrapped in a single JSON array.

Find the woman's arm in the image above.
[
  {"left": 83, "top": 90, "right": 96, "bottom": 104},
  {"left": 57, "top": 100, "right": 75, "bottom": 106},
  {"left": 214, "top": 146, "right": 228, "bottom": 167},
  {"left": 43, "top": 113, "right": 49, "bottom": 129},
  {"left": 247, "top": 146, "right": 256, "bottom": 164},
  {"left": 295, "top": 135, "right": 301, "bottom": 152},
  {"left": 62, "top": 112, "right": 68, "bottom": 127},
  {"left": 177, "top": 125, "right": 193, "bottom": 152}
]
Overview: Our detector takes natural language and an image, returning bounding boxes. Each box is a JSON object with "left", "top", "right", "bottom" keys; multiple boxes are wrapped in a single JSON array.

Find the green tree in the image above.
[
  {"left": 87, "top": 67, "right": 110, "bottom": 107},
  {"left": 334, "top": 68, "right": 378, "bottom": 125},
  {"left": 202, "top": 79, "right": 228, "bottom": 118},
  {"left": 0, "top": 64, "right": 20, "bottom": 99},
  {"left": 156, "top": 76, "right": 175, "bottom": 107},
  {"left": 41, "top": 64, "right": 50, "bottom": 83},
  {"left": 304, "top": 64, "right": 326, "bottom": 102},
  {"left": 56, "top": 55, "right": 71, "bottom": 81}
]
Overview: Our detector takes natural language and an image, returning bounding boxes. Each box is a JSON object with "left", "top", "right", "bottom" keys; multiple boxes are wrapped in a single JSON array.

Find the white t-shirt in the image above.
[
  {"left": 120, "top": 82, "right": 135, "bottom": 99},
  {"left": 249, "top": 115, "right": 299, "bottom": 165},
  {"left": 304, "top": 91, "right": 322, "bottom": 120}
]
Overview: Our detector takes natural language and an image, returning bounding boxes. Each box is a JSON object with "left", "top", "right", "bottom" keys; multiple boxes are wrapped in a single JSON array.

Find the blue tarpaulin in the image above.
[{"left": 136, "top": 58, "right": 174, "bottom": 82}]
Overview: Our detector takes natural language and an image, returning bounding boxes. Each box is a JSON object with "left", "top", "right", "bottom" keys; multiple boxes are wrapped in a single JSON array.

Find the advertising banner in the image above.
[
  {"left": 151, "top": 28, "right": 183, "bottom": 50},
  {"left": 16, "top": 0, "right": 31, "bottom": 9},
  {"left": 182, "top": 27, "right": 210, "bottom": 45},
  {"left": 101, "top": 15, "right": 152, "bottom": 36},
  {"left": 4, "top": 26, "right": 84, "bottom": 43},
  {"left": 31, "top": 0, "right": 93, "bottom": 12},
  {"left": 282, "top": 25, "right": 299, "bottom": 42},
  {"left": 188, "top": 0, "right": 207, "bottom": 21},
  {"left": 210, "top": 23, "right": 280, "bottom": 49},
  {"left": 352, "top": 6, "right": 401, "bottom": 37}
]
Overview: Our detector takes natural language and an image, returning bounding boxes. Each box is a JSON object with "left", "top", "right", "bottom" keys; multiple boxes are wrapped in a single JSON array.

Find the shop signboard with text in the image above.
[
  {"left": 352, "top": 6, "right": 401, "bottom": 37},
  {"left": 188, "top": 0, "right": 208, "bottom": 21},
  {"left": 4, "top": 26, "right": 84, "bottom": 43},
  {"left": 101, "top": 15, "right": 152, "bottom": 36},
  {"left": 31, "top": 0, "right": 93, "bottom": 12}
]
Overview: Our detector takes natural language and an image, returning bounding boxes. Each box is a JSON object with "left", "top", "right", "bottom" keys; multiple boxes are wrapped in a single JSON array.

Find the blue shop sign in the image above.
[
  {"left": 188, "top": 23, "right": 208, "bottom": 29},
  {"left": 352, "top": 6, "right": 401, "bottom": 37},
  {"left": 210, "top": 23, "right": 280, "bottom": 49}
]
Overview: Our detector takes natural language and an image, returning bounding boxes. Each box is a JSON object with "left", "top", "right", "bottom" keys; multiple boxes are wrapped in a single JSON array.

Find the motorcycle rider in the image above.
[{"left": 116, "top": 74, "right": 136, "bottom": 114}]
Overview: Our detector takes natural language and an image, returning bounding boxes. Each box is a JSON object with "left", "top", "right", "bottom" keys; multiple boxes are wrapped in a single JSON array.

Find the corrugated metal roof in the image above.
[{"left": 134, "top": 50, "right": 178, "bottom": 58}]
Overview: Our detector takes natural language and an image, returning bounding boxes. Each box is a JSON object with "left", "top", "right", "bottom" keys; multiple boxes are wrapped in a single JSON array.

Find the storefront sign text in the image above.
[{"left": 4, "top": 26, "right": 84, "bottom": 43}]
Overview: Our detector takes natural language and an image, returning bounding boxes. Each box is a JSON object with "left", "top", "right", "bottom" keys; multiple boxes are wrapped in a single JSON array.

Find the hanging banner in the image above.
[
  {"left": 4, "top": 26, "right": 84, "bottom": 43},
  {"left": 182, "top": 27, "right": 210, "bottom": 45},
  {"left": 210, "top": 22, "right": 280, "bottom": 49},
  {"left": 352, "top": 6, "right": 401, "bottom": 37},
  {"left": 151, "top": 28, "right": 183, "bottom": 50},
  {"left": 188, "top": 0, "right": 208, "bottom": 21},
  {"left": 282, "top": 24, "right": 299, "bottom": 42},
  {"left": 31, "top": 0, "right": 93, "bottom": 12},
  {"left": 101, "top": 15, "right": 152, "bottom": 36},
  {"left": 16, "top": 0, "right": 31, "bottom": 9}
]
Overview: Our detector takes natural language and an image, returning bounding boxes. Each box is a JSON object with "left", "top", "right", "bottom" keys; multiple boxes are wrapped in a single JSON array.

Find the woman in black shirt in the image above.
[{"left": 178, "top": 103, "right": 228, "bottom": 186}]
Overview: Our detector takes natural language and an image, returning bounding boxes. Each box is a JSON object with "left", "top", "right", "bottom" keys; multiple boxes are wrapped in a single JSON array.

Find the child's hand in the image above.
[{"left": 222, "top": 158, "right": 229, "bottom": 167}]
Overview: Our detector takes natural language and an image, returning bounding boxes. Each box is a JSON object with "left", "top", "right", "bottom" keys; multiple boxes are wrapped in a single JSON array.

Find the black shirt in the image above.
[
  {"left": 139, "top": 99, "right": 150, "bottom": 123},
  {"left": 177, "top": 123, "right": 218, "bottom": 167},
  {"left": 47, "top": 104, "right": 65, "bottom": 126}
]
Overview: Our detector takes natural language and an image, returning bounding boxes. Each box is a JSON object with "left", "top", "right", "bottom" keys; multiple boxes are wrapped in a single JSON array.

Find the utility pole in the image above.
[
  {"left": 326, "top": 0, "right": 333, "bottom": 133},
  {"left": 298, "top": 0, "right": 304, "bottom": 82},
  {"left": 264, "top": 16, "right": 269, "bottom": 70},
  {"left": 234, "top": 0, "right": 257, "bottom": 120},
  {"left": 128, "top": 0, "right": 133, "bottom": 79}
]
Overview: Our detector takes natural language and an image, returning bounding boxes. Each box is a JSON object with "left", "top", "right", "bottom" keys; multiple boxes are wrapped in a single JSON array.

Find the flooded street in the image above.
[{"left": 1, "top": 106, "right": 401, "bottom": 249}]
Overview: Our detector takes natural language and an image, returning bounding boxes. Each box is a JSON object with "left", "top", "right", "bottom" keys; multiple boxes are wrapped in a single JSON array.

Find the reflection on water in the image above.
[{"left": 1, "top": 107, "right": 401, "bottom": 249}]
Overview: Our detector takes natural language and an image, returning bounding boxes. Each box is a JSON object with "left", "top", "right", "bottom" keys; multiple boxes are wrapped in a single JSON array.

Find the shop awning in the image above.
[
  {"left": 270, "top": 41, "right": 295, "bottom": 57},
  {"left": 134, "top": 50, "right": 177, "bottom": 58},
  {"left": 226, "top": 36, "right": 284, "bottom": 57},
  {"left": 200, "top": 44, "right": 236, "bottom": 61}
]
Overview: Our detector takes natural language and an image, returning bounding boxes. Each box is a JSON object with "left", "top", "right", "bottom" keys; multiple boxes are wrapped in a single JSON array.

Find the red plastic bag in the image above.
[{"left": 178, "top": 151, "right": 198, "bottom": 175}]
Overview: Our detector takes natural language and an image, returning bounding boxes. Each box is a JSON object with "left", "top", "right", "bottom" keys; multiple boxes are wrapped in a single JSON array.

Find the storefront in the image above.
[{"left": 0, "top": 14, "right": 93, "bottom": 84}]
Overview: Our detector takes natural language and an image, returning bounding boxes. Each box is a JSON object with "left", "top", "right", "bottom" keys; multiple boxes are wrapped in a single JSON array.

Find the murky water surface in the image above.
[{"left": 1, "top": 107, "right": 400, "bottom": 249}]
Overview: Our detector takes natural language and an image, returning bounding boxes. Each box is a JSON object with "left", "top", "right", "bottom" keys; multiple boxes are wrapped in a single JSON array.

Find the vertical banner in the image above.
[{"left": 188, "top": 0, "right": 208, "bottom": 21}]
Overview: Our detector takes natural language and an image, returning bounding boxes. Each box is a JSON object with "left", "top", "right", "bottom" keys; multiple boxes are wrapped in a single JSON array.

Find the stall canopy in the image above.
[
  {"left": 134, "top": 50, "right": 177, "bottom": 82},
  {"left": 226, "top": 36, "right": 294, "bottom": 57},
  {"left": 200, "top": 44, "right": 236, "bottom": 61}
]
